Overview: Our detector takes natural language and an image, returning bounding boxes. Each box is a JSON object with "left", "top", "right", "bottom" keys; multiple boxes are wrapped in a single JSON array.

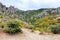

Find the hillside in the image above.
[
  {"left": 0, "top": 2, "right": 60, "bottom": 34},
  {"left": 0, "top": 3, "right": 60, "bottom": 24}
]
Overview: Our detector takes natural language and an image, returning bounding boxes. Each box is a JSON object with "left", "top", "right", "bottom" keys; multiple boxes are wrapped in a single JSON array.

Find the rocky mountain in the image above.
[{"left": 0, "top": 2, "right": 60, "bottom": 24}]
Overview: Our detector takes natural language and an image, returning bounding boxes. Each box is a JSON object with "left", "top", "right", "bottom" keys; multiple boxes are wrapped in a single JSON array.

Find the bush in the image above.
[
  {"left": 50, "top": 24, "right": 60, "bottom": 34},
  {"left": 0, "top": 22, "right": 6, "bottom": 28},
  {"left": 33, "top": 16, "right": 58, "bottom": 32},
  {"left": 4, "top": 19, "right": 22, "bottom": 34}
]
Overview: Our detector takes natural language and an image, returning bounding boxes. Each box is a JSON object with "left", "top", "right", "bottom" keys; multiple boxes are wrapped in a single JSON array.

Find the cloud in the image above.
[{"left": 0, "top": 0, "right": 60, "bottom": 10}]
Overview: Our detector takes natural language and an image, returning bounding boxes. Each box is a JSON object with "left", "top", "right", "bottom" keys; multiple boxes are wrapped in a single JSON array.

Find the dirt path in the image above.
[{"left": 0, "top": 28, "right": 60, "bottom": 40}]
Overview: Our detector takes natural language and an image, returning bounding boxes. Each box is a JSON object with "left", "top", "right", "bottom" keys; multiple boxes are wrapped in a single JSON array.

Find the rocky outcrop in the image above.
[{"left": 0, "top": 3, "right": 21, "bottom": 14}]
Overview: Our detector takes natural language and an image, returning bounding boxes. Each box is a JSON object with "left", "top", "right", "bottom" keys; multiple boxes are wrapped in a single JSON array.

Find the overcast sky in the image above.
[{"left": 0, "top": 0, "right": 60, "bottom": 10}]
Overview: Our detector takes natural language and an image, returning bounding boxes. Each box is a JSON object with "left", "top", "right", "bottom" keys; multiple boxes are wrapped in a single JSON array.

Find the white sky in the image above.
[{"left": 0, "top": 0, "right": 60, "bottom": 10}]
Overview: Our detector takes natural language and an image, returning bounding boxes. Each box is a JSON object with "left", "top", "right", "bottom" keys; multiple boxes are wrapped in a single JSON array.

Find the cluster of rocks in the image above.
[
  {"left": 36, "top": 7, "right": 60, "bottom": 18},
  {"left": 0, "top": 3, "right": 19, "bottom": 14},
  {"left": 0, "top": 2, "right": 60, "bottom": 21}
]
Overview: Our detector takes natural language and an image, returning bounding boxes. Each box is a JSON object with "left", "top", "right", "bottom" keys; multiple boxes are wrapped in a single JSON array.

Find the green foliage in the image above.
[
  {"left": 57, "top": 19, "right": 60, "bottom": 23},
  {"left": 4, "top": 19, "right": 22, "bottom": 34},
  {"left": 33, "top": 16, "right": 58, "bottom": 32},
  {"left": 0, "top": 2, "right": 60, "bottom": 34},
  {"left": 0, "top": 22, "right": 6, "bottom": 28},
  {"left": 50, "top": 24, "right": 60, "bottom": 34}
]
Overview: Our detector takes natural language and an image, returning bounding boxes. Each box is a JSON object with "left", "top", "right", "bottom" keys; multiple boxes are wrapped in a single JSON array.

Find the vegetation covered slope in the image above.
[{"left": 0, "top": 3, "right": 60, "bottom": 34}]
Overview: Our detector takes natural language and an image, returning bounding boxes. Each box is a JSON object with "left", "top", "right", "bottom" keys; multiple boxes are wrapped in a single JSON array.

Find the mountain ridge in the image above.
[{"left": 0, "top": 2, "right": 60, "bottom": 24}]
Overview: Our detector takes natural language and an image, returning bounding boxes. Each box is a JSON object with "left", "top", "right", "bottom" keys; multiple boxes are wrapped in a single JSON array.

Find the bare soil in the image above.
[{"left": 0, "top": 28, "right": 60, "bottom": 40}]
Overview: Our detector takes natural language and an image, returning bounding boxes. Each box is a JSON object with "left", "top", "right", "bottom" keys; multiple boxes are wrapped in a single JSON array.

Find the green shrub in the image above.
[
  {"left": 0, "top": 21, "right": 7, "bottom": 29},
  {"left": 33, "top": 16, "right": 58, "bottom": 32},
  {"left": 50, "top": 24, "right": 60, "bottom": 34},
  {"left": 4, "top": 19, "right": 22, "bottom": 34}
]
